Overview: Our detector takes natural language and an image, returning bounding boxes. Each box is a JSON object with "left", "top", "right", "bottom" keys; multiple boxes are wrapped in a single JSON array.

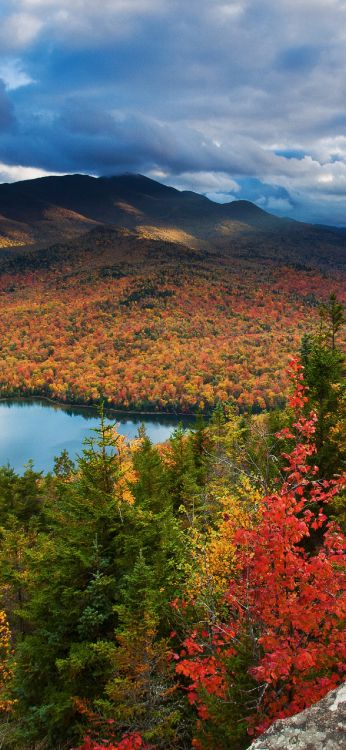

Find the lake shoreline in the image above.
[
  {"left": 0, "top": 394, "right": 199, "bottom": 419},
  {"left": 0, "top": 398, "right": 193, "bottom": 474}
]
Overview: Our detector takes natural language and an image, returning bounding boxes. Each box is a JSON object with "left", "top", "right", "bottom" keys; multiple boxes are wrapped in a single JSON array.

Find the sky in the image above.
[{"left": 0, "top": 1, "right": 346, "bottom": 224}]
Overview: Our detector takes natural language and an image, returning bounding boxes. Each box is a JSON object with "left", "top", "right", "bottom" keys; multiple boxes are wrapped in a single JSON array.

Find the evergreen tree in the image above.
[
  {"left": 165, "top": 425, "right": 203, "bottom": 517},
  {"left": 0, "top": 462, "right": 44, "bottom": 529},
  {"left": 300, "top": 332, "right": 345, "bottom": 477},
  {"left": 10, "top": 417, "right": 137, "bottom": 748},
  {"left": 82, "top": 553, "right": 185, "bottom": 750},
  {"left": 120, "top": 431, "right": 187, "bottom": 625},
  {"left": 319, "top": 292, "right": 345, "bottom": 350},
  {"left": 131, "top": 429, "right": 167, "bottom": 515}
]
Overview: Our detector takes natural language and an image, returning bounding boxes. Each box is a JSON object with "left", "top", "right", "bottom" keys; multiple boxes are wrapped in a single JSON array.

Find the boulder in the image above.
[{"left": 248, "top": 683, "right": 346, "bottom": 750}]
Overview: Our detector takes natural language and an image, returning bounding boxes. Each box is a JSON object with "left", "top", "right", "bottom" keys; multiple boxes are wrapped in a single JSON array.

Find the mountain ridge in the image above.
[
  {"left": 0, "top": 172, "right": 303, "bottom": 249},
  {"left": 0, "top": 173, "right": 345, "bottom": 274}
]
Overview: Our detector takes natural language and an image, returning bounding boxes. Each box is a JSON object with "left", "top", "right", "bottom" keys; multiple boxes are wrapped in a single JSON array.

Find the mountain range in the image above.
[{"left": 0, "top": 173, "right": 345, "bottom": 270}]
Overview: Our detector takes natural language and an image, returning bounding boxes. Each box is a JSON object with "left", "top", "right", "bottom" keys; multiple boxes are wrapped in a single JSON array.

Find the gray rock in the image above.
[{"left": 248, "top": 683, "right": 346, "bottom": 749}]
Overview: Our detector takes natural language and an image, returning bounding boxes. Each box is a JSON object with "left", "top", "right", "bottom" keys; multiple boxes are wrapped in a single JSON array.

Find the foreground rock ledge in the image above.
[{"left": 248, "top": 683, "right": 346, "bottom": 750}]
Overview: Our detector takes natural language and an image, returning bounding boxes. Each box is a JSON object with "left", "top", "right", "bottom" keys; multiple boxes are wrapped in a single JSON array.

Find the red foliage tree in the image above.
[
  {"left": 175, "top": 359, "right": 346, "bottom": 746},
  {"left": 74, "top": 732, "right": 146, "bottom": 750}
]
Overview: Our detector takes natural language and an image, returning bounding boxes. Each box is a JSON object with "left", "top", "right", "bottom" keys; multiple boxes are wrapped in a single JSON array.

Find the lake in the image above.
[{"left": 0, "top": 399, "right": 193, "bottom": 474}]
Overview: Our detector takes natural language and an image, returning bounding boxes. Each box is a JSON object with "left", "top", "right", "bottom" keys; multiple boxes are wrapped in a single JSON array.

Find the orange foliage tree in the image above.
[{"left": 0, "top": 609, "right": 14, "bottom": 714}]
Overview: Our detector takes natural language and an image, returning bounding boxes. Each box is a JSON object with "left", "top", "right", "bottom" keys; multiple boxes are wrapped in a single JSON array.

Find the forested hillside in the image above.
[
  {"left": 0, "top": 223, "right": 344, "bottom": 413},
  {"left": 0, "top": 350, "right": 344, "bottom": 750},
  {"left": 0, "top": 174, "right": 344, "bottom": 413}
]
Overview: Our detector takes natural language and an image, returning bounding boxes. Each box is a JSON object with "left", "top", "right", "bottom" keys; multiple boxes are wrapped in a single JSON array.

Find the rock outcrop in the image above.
[{"left": 248, "top": 683, "right": 346, "bottom": 749}]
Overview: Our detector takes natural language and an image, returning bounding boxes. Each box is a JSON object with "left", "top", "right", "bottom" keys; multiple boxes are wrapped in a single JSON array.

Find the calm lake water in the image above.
[{"left": 0, "top": 399, "right": 193, "bottom": 474}]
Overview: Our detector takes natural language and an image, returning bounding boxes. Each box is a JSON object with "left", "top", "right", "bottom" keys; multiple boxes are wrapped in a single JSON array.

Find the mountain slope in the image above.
[
  {"left": 0, "top": 222, "right": 344, "bottom": 412},
  {"left": 0, "top": 172, "right": 345, "bottom": 271},
  {"left": 0, "top": 172, "right": 315, "bottom": 247}
]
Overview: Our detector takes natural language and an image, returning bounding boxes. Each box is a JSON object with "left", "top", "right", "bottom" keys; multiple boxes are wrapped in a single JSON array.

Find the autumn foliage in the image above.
[
  {"left": 0, "top": 231, "right": 344, "bottom": 412},
  {"left": 75, "top": 733, "right": 146, "bottom": 750},
  {"left": 174, "top": 359, "right": 346, "bottom": 746},
  {"left": 0, "top": 353, "right": 344, "bottom": 750},
  {"left": 0, "top": 610, "right": 13, "bottom": 714}
]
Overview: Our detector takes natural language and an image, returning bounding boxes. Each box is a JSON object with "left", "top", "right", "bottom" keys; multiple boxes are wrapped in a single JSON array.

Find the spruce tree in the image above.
[{"left": 11, "top": 416, "right": 136, "bottom": 748}]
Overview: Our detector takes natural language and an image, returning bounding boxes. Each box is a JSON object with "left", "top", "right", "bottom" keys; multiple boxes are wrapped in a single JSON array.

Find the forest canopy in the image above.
[{"left": 0, "top": 230, "right": 344, "bottom": 413}]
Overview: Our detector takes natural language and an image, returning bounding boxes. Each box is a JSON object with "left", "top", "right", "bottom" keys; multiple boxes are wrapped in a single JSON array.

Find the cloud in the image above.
[
  {"left": 162, "top": 171, "right": 240, "bottom": 196},
  {"left": 0, "top": 162, "right": 62, "bottom": 183},
  {"left": 0, "top": 1, "right": 167, "bottom": 50},
  {"left": 0, "top": 12, "right": 43, "bottom": 52},
  {"left": 0, "top": 1, "right": 346, "bottom": 222},
  {"left": 0, "top": 59, "right": 34, "bottom": 90}
]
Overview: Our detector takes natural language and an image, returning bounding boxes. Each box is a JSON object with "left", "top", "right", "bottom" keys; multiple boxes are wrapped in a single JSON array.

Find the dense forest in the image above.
[
  {"left": 0, "top": 225, "right": 344, "bottom": 413},
  {"left": 0, "top": 302, "right": 344, "bottom": 750}
]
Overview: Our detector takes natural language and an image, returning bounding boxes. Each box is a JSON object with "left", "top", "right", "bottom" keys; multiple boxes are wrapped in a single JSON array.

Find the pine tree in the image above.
[
  {"left": 319, "top": 292, "right": 345, "bottom": 350},
  {"left": 164, "top": 425, "right": 203, "bottom": 517},
  {"left": 10, "top": 417, "right": 137, "bottom": 748},
  {"left": 300, "top": 329, "right": 345, "bottom": 478}
]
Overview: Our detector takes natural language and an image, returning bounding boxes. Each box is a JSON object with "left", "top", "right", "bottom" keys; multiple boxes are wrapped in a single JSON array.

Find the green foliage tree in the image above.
[
  {"left": 9, "top": 416, "right": 136, "bottom": 748},
  {"left": 0, "top": 462, "right": 44, "bottom": 530},
  {"left": 319, "top": 292, "right": 345, "bottom": 350},
  {"left": 165, "top": 425, "right": 206, "bottom": 517},
  {"left": 300, "top": 317, "right": 345, "bottom": 478},
  {"left": 1, "top": 419, "right": 188, "bottom": 749}
]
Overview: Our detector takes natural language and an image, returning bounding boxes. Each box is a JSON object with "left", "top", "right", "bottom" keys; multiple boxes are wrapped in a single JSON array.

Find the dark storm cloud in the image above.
[{"left": 1, "top": 1, "right": 346, "bottom": 223}]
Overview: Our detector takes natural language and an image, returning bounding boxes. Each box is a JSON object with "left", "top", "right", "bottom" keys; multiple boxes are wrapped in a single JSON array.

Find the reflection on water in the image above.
[{"left": 0, "top": 399, "right": 194, "bottom": 474}]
